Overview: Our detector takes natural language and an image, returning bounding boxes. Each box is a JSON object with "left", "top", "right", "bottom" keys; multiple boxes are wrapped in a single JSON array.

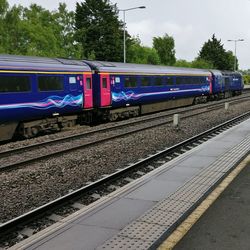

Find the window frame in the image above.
[
  {"left": 102, "top": 77, "right": 107, "bottom": 89},
  {"left": 124, "top": 76, "right": 138, "bottom": 88},
  {"left": 153, "top": 76, "right": 164, "bottom": 87},
  {"left": 176, "top": 76, "right": 184, "bottom": 85},
  {"left": 37, "top": 75, "right": 64, "bottom": 92},
  {"left": 166, "top": 76, "right": 174, "bottom": 85},
  {"left": 86, "top": 77, "right": 92, "bottom": 90},
  {"left": 140, "top": 76, "right": 152, "bottom": 87},
  {"left": 0, "top": 74, "right": 32, "bottom": 94}
]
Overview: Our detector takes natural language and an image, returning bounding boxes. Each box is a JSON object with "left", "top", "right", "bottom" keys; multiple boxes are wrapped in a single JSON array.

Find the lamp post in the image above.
[
  {"left": 227, "top": 39, "right": 244, "bottom": 71},
  {"left": 119, "top": 6, "right": 146, "bottom": 63}
]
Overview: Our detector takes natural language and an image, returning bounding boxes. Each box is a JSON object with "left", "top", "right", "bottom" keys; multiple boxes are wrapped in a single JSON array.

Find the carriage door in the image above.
[
  {"left": 83, "top": 74, "right": 93, "bottom": 109},
  {"left": 100, "top": 74, "right": 111, "bottom": 107}
]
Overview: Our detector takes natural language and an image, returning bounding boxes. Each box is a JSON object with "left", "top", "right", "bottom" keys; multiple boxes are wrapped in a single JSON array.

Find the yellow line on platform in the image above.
[{"left": 158, "top": 155, "right": 250, "bottom": 250}]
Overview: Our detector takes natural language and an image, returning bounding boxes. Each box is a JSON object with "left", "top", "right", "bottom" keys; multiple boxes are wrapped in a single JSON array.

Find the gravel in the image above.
[{"left": 0, "top": 101, "right": 250, "bottom": 223}]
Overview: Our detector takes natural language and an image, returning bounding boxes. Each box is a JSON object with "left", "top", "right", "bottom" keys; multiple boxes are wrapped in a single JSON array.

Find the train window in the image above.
[
  {"left": 141, "top": 77, "right": 151, "bottom": 87},
  {"left": 188, "top": 77, "right": 194, "bottom": 84},
  {"left": 102, "top": 78, "right": 107, "bottom": 88},
  {"left": 176, "top": 77, "right": 183, "bottom": 85},
  {"left": 0, "top": 75, "right": 31, "bottom": 93},
  {"left": 38, "top": 76, "right": 64, "bottom": 91},
  {"left": 185, "top": 77, "right": 190, "bottom": 84},
  {"left": 124, "top": 76, "right": 137, "bottom": 88},
  {"left": 154, "top": 77, "right": 163, "bottom": 86},
  {"left": 190, "top": 77, "right": 197, "bottom": 85},
  {"left": 219, "top": 77, "right": 223, "bottom": 86},
  {"left": 192, "top": 78, "right": 197, "bottom": 84},
  {"left": 184, "top": 77, "right": 190, "bottom": 85},
  {"left": 86, "top": 78, "right": 92, "bottom": 89},
  {"left": 188, "top": 77, "right": 194, "bottom": 85},
  {"left": 166, "top": 76, "right": 174, "bottom": 85},
  {"left": 194, "top": 77, "right": 200, "bottom": 85},
  {"left": 191, "top": 77, "right": 196, "bottom": 85},
  {"left": 225, "top": 77, "right": 230, "bottom": 86},
  {"left": 69, "top": 76, "right": 76, "bottom": 84},
  {"left": 199, "top": 77, "right": 205, "bottom": 85}
]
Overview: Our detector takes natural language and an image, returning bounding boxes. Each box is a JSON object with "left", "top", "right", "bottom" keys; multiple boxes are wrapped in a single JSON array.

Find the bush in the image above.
[{"left": 243, "top": 75, "right": 250, "bottom": 85}]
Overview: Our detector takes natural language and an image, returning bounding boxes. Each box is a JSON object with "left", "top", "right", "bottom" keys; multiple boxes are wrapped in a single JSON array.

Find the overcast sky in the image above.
[{"left": 8, "top": 0, "right": 250, "bottom": 69}]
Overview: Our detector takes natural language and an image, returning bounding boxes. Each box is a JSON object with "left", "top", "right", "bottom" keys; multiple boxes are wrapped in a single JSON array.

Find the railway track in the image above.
[
  {"left": 1, "top": 111, "right": 250, "bottom": 248},
  {"left": 1, "top": 95, "right": 250, "bottom": 172}
]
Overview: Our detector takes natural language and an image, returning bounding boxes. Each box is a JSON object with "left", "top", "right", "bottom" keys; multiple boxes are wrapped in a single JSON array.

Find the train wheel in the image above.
[
  {"left": 109, "top": 113, "right": 118, "bottom": 121},
  {"left": 31, "top": 126, "right": 40, "bottom": 136}
]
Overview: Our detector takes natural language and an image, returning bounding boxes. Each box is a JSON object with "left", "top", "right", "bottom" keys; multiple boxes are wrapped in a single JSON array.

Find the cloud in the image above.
[
  {"left": 128, "top": 20, "right": 193, "bottom": 45},
  {"left": 127, "top": 19, "right": 200, "bottom": 60},
  {"left": 7, "top": 0, "right": 250, "bottom": 69}
]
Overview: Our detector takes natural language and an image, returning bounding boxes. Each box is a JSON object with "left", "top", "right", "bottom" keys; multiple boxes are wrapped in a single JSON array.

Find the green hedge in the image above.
[{"left": 243, "top": 75, "right": 250, "bottom": 85}]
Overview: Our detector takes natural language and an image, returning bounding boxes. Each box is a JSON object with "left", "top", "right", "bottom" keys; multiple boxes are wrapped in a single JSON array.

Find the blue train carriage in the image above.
[
  {"left": 84, "top": 61, "right": 211, "bottom": 121},
  {"left": 0, "top": 55, "right": 93, "bottom": 141},
  {"left": 221, "top": 71, "right": 243, "bottom": 97}
]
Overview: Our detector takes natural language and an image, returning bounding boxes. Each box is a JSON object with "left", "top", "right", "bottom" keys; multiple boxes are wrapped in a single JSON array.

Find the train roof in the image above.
[
  {"left": 83, "top": 60, "right": 211, "bottom": 76},
  {"left": 0, "top": 55, "right": 91, "bottom": 72},
  {"left": 221, "top": 70, "right": 242, "bottom": 77},
  {"left": 209, "top": 69, "right": 222, "bottom": 76}
]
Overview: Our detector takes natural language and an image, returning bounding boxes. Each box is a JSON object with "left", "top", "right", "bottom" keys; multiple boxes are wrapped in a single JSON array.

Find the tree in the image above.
[
  {"left": 198, "top": 34, "right": 235, "bottom": 70},
  {"left": 21, "top": 4, "right": 59, "bottom": 56},
  {"left": 153, "top": 34, "right": 176, "bottom": 65},
  {"left": 0, "top": 0, "right": 8, "bottom": 14},
  {"left": 191, "top": 59, "right": 214, "bottom": 69},
  {"left": 225, "top": 50, "right": 237, "bottom": 71},
  {"left": 2, "top": 4, "right": 24, "bottom": 54},
  {"left": 174, "top": 59, "right": 192, "bottom": 68},
  {"left": 54, "top": 3, "right": 82, "bottom": 58},
  {"left": 174, "top": 59, "right": 214, "bottom": 69},
  {"left": 75, "top": 0, "right": 124, "bottom": 61},
  {"left": 127, "top": 37, "right": 160, "bottom": 65},
  {"left": 0, "top": 0, "right": 9, "bottom": 52},
  {"left": 0, "top": 1, "right": 80, "bottom": 58},
  {"left": 243, "top": 75, "right": 250, "bottom": 85}
]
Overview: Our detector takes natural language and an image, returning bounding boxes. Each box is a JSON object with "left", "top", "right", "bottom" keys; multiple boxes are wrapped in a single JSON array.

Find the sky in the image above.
[{"left": 8, "top": 0, "right": 250, "bottom": 69}]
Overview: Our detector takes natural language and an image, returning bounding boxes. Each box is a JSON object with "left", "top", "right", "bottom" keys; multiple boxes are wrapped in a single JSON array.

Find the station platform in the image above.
[{"left": 11, "top": 118, "right": 250, "bottom": 250}]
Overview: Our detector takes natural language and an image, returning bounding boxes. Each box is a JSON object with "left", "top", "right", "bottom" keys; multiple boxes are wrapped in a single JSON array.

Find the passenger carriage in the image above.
[
  {"left": 0, "top": 55, "right": 93, "bottom": 140},
  {"left": 83, "top": 61, "right": 212, "bottom": 121}
]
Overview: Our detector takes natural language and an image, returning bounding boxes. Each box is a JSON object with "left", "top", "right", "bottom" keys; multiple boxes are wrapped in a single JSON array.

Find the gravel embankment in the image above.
[{"left": 1, "top": 102, "right": 250, "bottom": 223}]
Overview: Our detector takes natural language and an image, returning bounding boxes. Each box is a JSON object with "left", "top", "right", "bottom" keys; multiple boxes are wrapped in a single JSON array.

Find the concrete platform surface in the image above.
[{"left": 11, "top": 118, "right": 250, "bottom": 250}]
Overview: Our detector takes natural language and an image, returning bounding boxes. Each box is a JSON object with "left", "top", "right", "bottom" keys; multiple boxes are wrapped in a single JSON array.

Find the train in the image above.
[{"left": 0, "top": 55, "right": 244, "bottom": 142}]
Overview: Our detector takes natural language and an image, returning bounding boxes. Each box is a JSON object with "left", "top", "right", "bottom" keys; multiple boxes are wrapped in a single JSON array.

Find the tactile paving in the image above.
[
  {"left": 138, "top": 208, "right": 180, "bottom": 226},
  {"left": 156, "top": 198, "right": 192, "bottom": 214},
  {"left": 168, "top": 183, "right": 211, "bottom": 206},
  {"left": 118, "top": 221, "right": 167, "bottom": 243},
  {"left": 97, "top": 235, "right": 152, "bottom": 250},
  {"left": 190, "top": 174, "right": 222, "bottom": 188}
]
